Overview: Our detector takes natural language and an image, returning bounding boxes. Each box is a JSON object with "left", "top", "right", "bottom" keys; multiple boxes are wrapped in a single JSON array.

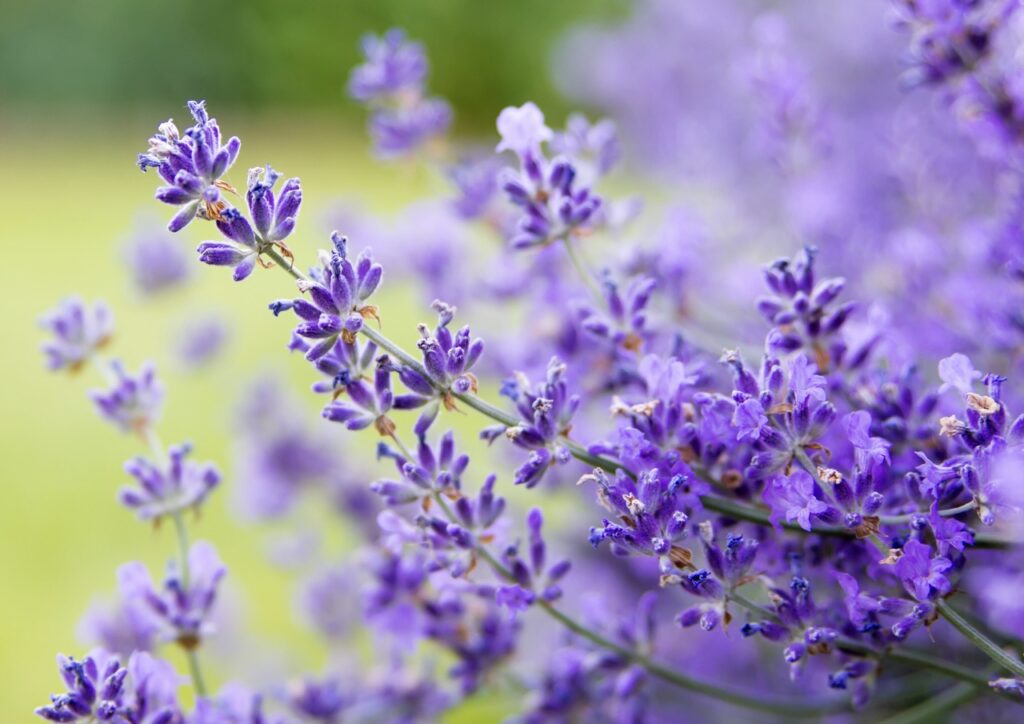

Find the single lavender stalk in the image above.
[{"left": 142, "top": 427, "right": 209, "bottom": 698}]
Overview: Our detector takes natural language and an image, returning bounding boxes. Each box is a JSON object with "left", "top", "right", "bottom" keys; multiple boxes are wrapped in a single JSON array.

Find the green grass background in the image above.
[{"left": 0, "top": 110, "right": 520, "bottom": 720}]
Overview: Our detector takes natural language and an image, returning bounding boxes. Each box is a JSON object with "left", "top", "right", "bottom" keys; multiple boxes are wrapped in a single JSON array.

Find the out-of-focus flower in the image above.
[{"left": 39, "top": 298, "right": 113, "bottom": 372}]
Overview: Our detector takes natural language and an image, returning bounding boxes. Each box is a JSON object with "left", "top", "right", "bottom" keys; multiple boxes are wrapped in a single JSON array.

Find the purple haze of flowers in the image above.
[
  {"left": 119, "top": 443, "right": 220, "bottom": 521},
  {"left": 938, "top": 352, "right": 982, "bottom": 395},
  {"left": 120, "top": 225, "right": 190, "bottom": 296},
  {"left": 348, "top": 29, "right": 451, "bottom": 157},
  {"left": 176, "top": 317, "right": 229, "bottom": 370},
  {"left": 137, "top": 100, "right": 241, "bottom": 232},
  {"left": 39, "top": 298, "right": 113, "bottom": 372},
  {"left": 34, "top": 650, "right": 181, "bottom": 723},
  {"left": 77, "top": 596, "right": 158, "bottom": 658},
  {"left": 89, "top": 361, "right": 164, "bottom": 434},
  {"left": 118, "top": 541, "right": 226, "bottom": 647}
]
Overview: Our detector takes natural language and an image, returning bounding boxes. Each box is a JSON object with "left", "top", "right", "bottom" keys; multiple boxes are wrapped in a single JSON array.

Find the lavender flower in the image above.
[
  {"left": 349, "top": 29, "right": 451, "bottom": 157},
  {"left": 484, "top": 357, "right": 580, "bottom": 488},
  {"left": 394, "top": 300, "right": 484, "bottom": 414},
  {"left": 118, "top": 541, "right": 226, "bottom": 648},
  {"left": 497, "top": 103, "right": 602, "bottom": 250},
  {"left": 34, "top": 650, "right": 180, "bottom": 723},
  {"left": 137, "top": 100, "right": 241, "bottom": 232},
  {"left": 121, "top": 225, "right": 190, "bottom": 295},
  {"left": 89, "top": 361, "right": 164, "bottom": 434},
  {"left": 39, "top": 298, "right": 113, "bottom": 372},
  {"left": 271, "top": 232, "right": 382, "bottom": 360},
  {"left": 119, "top": 443, "right": 220, "bottom": 521}
]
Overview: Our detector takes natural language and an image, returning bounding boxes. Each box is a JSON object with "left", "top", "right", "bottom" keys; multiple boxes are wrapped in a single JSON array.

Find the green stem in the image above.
[
  {"left": 171, "top": 509, "right": 208, "bottom": 698},
  {"left": 937, "top": 599, "right": 1024, "bottom": 678},
  {"left": 430, "top": 495, "right": 844, "bottom": 717},
  {"left": 877, "top": 681, "right": 980, "bottom": 724}
]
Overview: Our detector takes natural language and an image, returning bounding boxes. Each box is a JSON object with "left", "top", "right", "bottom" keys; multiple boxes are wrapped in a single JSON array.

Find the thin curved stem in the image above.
[
  {"left": 143, "top": 428, "right": 208, "bottom": 698},
  {"left": 937, "top": 599, "right": 1024, "bottom": 678},
  {"left": 430, "top": 495, "right": 844, "bottom": 717}
]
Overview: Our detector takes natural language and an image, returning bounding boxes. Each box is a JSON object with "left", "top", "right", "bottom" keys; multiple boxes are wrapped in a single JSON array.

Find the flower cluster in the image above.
[
  {"left": 33, "top": 11, "right": 1024, "bottom": 724},
  {"left": 348, "top": 28, "right": 452, "bottom": 157}
]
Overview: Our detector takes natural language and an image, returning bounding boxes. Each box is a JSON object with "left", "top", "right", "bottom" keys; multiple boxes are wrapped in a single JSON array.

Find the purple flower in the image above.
[
  {"left": 39, "top": 298, "right": 113, "bottom": 372},
  {"left": 34, "top": 650, "right": 180, "bottom": 723},
  {"left": 835, "top": 572, "right": 883, "bottom": 629},
  {"left": 77, "top": 596, "right": 158, "bottom": 658},
  {"left": 938, "top": 352, "right": 982, "bottom": 395},
  {"left": 762, "top": 470, "right": 830, "bottom": 532},
  {"left": 121, "top": 225, "right": 190, "bottom": 295},
  {"left": 550, "top": 113, "right": 620, "bottom": 184},
  {"left": 575, "top": 272, "right": 656, "bottom": 352},
  {"left": 89, "top": 361, "right": 164, "bottom": 434},
  {"left": 348, "top": 29, "right": 451, "bottom": 157},
  {"left": 485, "top": 357, "right": 580, "bottom": 488},
  {"left": 119, "top": 443, "right": 220, "bottom": 521},
  {"left": 894, "top": 539, "right": 953, "bottom": 602},
  {"left": 372, "top": 429, "right": 469, "bottom": 505},
  {"left": 322, "top": 354, "right": 397, "bottom": 435},
  {"left": 497, "top": 103, "right": 603, "bottom": 250},
  {"left": 844, "top": 410, "right": 891, "bottom": 471},
  {"left": 496, "top": 102, "right": 553, "bottom": 157},
  {"left": 137, "top": 100, "right": 241, "bottom": 232},
  {"left": 118, "top": 541, "right": 226, "bottom": 647},
  {"left": 370, "top": 100, "right": 452, "bottom": 158},
  {"left": 733, "top": 398, "right": 768, "bottom": 443},
  {"left": 271, "top": 232, "right": 383, "bottom": 361},
  {"left": 397, "top": 300, "right": 484, "bottom": 409},
  {"left": 348, "top": 29, "right": 428, "bottom": 102},
  {"left": 245, "top": 165, "right": 302, "bottom": 244},
  {"left": 284, "top": 676, "right": 348, "bottom": 721},
  {"left": 176, "top": 317, "right": 229, "bottom": 370}
]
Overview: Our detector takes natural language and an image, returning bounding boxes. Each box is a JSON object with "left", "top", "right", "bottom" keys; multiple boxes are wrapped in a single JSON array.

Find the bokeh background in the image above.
[{"left": 0, "top": 1, "right": 626, "bottom": 720}]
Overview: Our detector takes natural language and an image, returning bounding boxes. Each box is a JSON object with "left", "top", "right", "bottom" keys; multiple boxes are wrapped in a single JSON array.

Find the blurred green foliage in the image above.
[{"left": 0, "top": 0, "right": 624, "bottom": 130}]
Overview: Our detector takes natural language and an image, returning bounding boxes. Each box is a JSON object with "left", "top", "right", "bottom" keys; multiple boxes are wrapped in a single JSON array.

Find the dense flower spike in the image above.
[
  {"left": 34, "top": 651, "right": 181, "bottom": 723},
  {"left": 118, "top": 542, "right": 226, "bottom": 649},
  {"left": 119, "top": 443, "right": 220, "bottom": 520},
  {"left": 89, "top": 361, "right": 164, "bottom": 434},
  {"left": 496, "top": 102, "right": 603, "bottom": 249},
  {"left": 138, "top": 100, "right": 241, "bottom": 231},
  {"left": 39, "top": 298, "right": 113, "bottom": 372},
  {"left": 273, "top": 232, "right": 383, "bottom": 359},
  {"left": 349, "top": 29, "right": 452, "bottom": 157}
]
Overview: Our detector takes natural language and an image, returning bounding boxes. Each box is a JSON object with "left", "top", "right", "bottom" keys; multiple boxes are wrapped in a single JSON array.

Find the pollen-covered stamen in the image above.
[
  {"left": 966, "top": 393, "right": 999, "bottom": 416},
  {"left": 939, "top": 415, "right": 967, "bottom": 436}
]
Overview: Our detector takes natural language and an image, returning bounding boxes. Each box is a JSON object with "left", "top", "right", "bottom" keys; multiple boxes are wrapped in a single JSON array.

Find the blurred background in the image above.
[{"left": 0, "top": 1, "right": 626, "bottom": 720}]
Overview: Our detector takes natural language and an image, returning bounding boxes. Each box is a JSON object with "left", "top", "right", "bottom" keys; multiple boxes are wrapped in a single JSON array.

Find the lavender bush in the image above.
[{"left": 34, "top": 3, "right": 1024, "bottom": 721}]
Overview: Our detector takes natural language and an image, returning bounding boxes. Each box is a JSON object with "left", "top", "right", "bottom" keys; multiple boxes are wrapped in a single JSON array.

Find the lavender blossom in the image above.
[
  {"left": 89, "top": 361, "right": 164, "bottom": 434},
  {"left": 137, "top": 100, "right": 241, "bottom": 232},
  {"left": 34, "top": 650, "right": 181, "bottom": 723},
  {"left": 349, "top": 29, "right": 451, "bottom": 157},
  {"left": 119, "top": 443, "right": 220, "bottom": 521},
  {"left": 120, "top": 225, "right": 190, "bottom": 295},
  {"left": 39, "top": 298, "right": 113, "bottom": 372},
  {"left": 496, "top": 103, "right": 602, "bottom": 250},
  {"left": 271, "top": 232, "right": 382, "bottom": 360},
  {"left": 118, "top": 541, "right": 226, "bottom": 648}
]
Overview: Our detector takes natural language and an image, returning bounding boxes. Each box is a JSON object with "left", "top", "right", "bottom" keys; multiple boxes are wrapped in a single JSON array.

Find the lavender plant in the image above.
[{"left": 34, "top": 6, "right": 1024, "bottom": 722}]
